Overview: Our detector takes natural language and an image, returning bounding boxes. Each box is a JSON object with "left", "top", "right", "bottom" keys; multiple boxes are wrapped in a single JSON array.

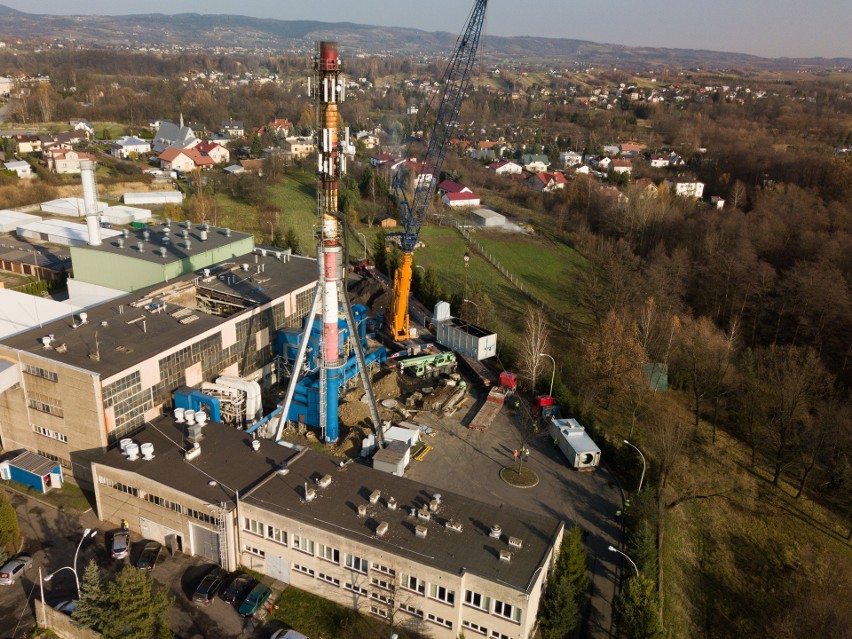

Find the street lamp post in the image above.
[
  {"left": 461, "top": 298, "right": 480, "bottom": 323},
  {"left": 267, "top": 221, "right": 274, "bottom": 244},
  {"left": 356, "top": 232, "right": 367, "bottom": 260},
  {"left": 608, "top": 545, "right": 639, "bottom": 577},
  {"left": 539, "top": 352, "right": 556, "bottom": 398},
  {"left": 38, "top": 567, "right": 47, "bottom": 626},
  {"left": 45, "top": 528, "right": 97, "bottom": 595},
  {"left": 623, "top": 439, "right": 646, "bottom": 493}
]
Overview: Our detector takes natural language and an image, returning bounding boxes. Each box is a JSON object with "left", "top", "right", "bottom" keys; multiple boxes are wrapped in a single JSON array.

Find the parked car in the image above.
[
  {"left": 271, "top": 631, "right": 309, "bottom": 639},
  {"left": 111, "top": 531, "right": 130, "bottom": 559},
  {"left": 237, "top": 582, "right": 271, "bottom": 617},
  {"left": 53, "top": 600, "right": 77, "bottom": 615},
  {"left": 0, "top": 555, "right": 33, "bottom": 585},
  {"left": 134, "top": 540, "right": 161, "bottom": 571},
  {"left": 221, "top": 573, "right": 255, "bottom": 605},
  {"left": 192, "top": 568, "right": 226, "bottom": 606}
]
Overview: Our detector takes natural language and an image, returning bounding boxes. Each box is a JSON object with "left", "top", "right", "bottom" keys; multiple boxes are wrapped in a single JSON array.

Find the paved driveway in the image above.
[{"left": 404, "top": 386, "right": 622, "bottom": 638}]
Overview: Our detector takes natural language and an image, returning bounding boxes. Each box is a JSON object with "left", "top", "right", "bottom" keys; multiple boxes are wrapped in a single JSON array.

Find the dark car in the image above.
[
  {"left": 221, "top": 573, "right": 255, "bottom": 605},
  {"left": 111, "top": 531, "right": 130, "bottom": 559},
  {"left": 134, "top": 540, "right": 161, "bottom": 571},
  {"left": 192, "top": 568, "right": 226, "bottom": 606},
  {"left": 237, "top": 582, "right": 271, "bottom": 617}
]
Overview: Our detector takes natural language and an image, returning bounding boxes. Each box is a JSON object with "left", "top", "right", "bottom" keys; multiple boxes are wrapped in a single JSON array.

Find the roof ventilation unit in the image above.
[
  {"left": 184, "top": 410, "right": 196, "bottom": 425},
  {"left": 251, "top": 439, "right": 261, "bottom": 452},
  {"left": 203, "top": 223, "right": 209, "bottom": 231},
  {"left": 184, "top": 443, "right": 201, "bottom": 460},
  {"left": 386, "top": 496, "right": 397, "bottom": 510},
  {"left": 369, "top": 489, "right": 381, "bottom": 504},
  {"left": 200, "top": 230, "right": 208, "bottom": 241},
  {"left": 162, "top": 234, "right": 170, "bottom": 244},
  {"left": 165, "top": 217, "right": 172, "bottom": 226},
  {"left": 317, "top": 474, "right": 332, "bottom": 489},
  {"left": 195, "top": 411, "right": 207, "bottom": 426},
  {"left": 224, "top": 227, "right": 231, "bottom": 237},
  {"left": 241, "top": 263, "right": 249, "bottom": 271},
  {"left": 508, "top": 536, "right": 523, "bottom": 549},
  {"left": 182, "top": 229, "right": 189, "bottom": 239},
  {"left": 376, "top": 521, "right": 389, "bottom": 537},
  {"left": 117, "top": 238, "right": 124, "bottom": 249},
  {"left": 122, "top": 229, "right": 130, "bottom": 238},
  {"left": 429, "top": 499, "right": 439, "bottom": 512},
  {"left": 174, "top": 408, "right": 185, "bottom": 422},
  {"left": 143, "top": 230, "right": 150, "bottom": 241},
  {"left": 357, "top": 504, "right": 367, "bottom": 517},
  {"left": 159, "top": 247, "right": 167, "bottom": 258},
  {"left": 445, "top": 520, "right": 464, "bottom": 533},
  {"left": 125, "top": 442, "right": 140, "bottom": 461},
  {"left": 40, "top": 336, "right": 52, "bottom": 349},
  {"left": 304, "top": 485, "right": 316, "bottom": 502},
  {"left": 184, "top": 219, "right": 191, "bottom": 229},
  {"left": 184, "top": 239, "right": 191, "bottom": 251},
  {"left": 140, "top": 443, "right": 154, "bottom": 460},
  {"left": 417, "top": 508, "right": 431, "bottom": 521},
  {"left": 136, "top": 242, "right": 144, "bottom": 252},
  {"left": 119, "top": 438, "right": 133, "bottom": 455},
  {"left": 415, "top": 525, "right": 428, "bottom": 538},
  {"left": 79, "top": 312, "right": 88, "bottom": 324},
  {"left": 499, "top": 549, "right": 512, "bottom": 562},
  {"left": 489, "top": 523, "right": 502, "bottom": 539}
]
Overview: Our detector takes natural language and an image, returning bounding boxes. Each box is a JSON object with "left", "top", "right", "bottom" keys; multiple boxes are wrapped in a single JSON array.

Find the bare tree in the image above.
[{"left": 517, "top": 305, "right": 551, "bottom": 392}]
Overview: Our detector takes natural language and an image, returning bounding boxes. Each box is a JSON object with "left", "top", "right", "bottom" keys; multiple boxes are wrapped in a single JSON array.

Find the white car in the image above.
[
  {"left": 270, "top": 631, "right": 309, "bottom": 639},
  {"left": 0, "top": 555, "right": 33, "bottom": 585}
]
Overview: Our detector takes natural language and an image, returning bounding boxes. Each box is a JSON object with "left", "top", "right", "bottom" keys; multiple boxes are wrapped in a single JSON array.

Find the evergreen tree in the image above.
[
  {"left": 538, "top": 576, "right": 579, "bottom": 639},
  {"left": 628, "top": 519, "right": 658, "bottom": 578},
  {"left": 284, "top": 227, "right": 301, "bottom": 255},
  {"left": 557, "top": 526, "right": 590, "bottom": 606},
  {"left": 72, "top": 560, "right": 110, "bottom": 632},
  {"left": 615, "top": 574, "right": 665, "bottom": 639},
  {"left": 0, "top": 492, "right": 20, "bottom": 554},
  {"left": 371, "top": 231, "right": 388, "bottom": 275},
  {"left": 101, "top": 567, "right": 173, "bottom": 639}
]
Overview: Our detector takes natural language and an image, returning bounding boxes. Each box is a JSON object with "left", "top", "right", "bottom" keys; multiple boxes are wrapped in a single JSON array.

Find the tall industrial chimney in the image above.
[{"left": 80, "top": 159, "right": 102, "bottom": 246}]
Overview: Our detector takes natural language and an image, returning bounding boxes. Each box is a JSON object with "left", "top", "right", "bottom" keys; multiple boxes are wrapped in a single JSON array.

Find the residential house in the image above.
[
  {"left": 664, "top": 178, "right": 704, "bottom": 199},
  {"left": 355, "top": 131, "right": 379, "bottom": 149},
  {"left": 284, "top": 137, "right": 315, "bottom": 159},
  {"left": 110, "top": 136, "right": 151, "bottom": 159},
  {"left": 597, "top": 185, "right": 628, "bottom": 205},
  {"left": 595, "top": 157, "right": 612, "bottom": 170},
  {"left": 46, "top": 150, "right": 97, "bottom": 174},
  {"left": 3, "top": 160, "right": 33, "bottom": 178},
  {"left": 488, "top": 160, "right": 522, "bottom": 175},
  {"left": 442, "top": 191, "right": 481, "bottom": 208},
  {"left": 611, "top": 159, "right": 633, "bottom": 175},
  {"left": 14, "top": 134, "right": 41, "bottom": 154},
  {"left": 559, "top": 151, "right": 583, "bottom": 167},
  {"left": 521, "top": 154, "right": 549, "bottom": 173},
  {"left": 602, "top": 145, "right": 620, "bottom": 156},
  {"left": 157, "top": 148, "right": 213, "bottom": 173},
  {"left": 195, "top": 141, "right": 230, "bottom": 165},
  {"left": 69, "top": 119, "right": 95, "bottom": 137},
  {"left": 0, "top": 76, "right": 13, "bottom": 94},
  {"left": 437, "top": 180, "right": 472, "bottom": 196},
  {"left": 267, "top": 118, "right": 291, "bottom": 137},
  {"left": 152, "top": 119, "right": 199, "bottom": 154},
  {"left": 222, "top": 119, "right": 245, "bottom": 138},
  {"left": 370, "top": 153, "right": 398, "bottom": 168},
  {"left": 620, "top": 142, "right": 643, "bottom": 155},
  {"left": 710, "top": 196, "right": 725, "bottom": 210},
  {"left": 527, "top": 171, "right": 567, "bottom": 192},
  {"left": 648, "top": 154, "right": 670, "bottom": 168},
  {"left": 632, "top": 178, "right": 660, "bottom": 198},
  {"left": 239, "top": 159, "right": 265, "bottom": 175}
]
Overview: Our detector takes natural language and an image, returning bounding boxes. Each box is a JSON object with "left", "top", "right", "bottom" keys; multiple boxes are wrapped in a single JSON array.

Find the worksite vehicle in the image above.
[{"left": 549, "top": 417, "right": 601, "bottom": 471}]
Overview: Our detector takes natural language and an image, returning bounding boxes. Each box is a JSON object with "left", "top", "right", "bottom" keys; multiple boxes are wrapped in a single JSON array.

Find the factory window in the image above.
[
  {"left": 465, "top": 589, "right": 491, "bottom": 612},
  {"left": 23, "top": 364, "right": 58, "bottom": 382},
  {"left": 344, "top": 583, "right": 367, "bottom": 596},
  {"left": 145, "top": 493, "right": 182, "bottom": 513},
  {"left": 493, "top": 599, "right": 521, "bottom": 623},
  {"left": 370, "top": 591, "right": 391, "bottom": 604},
  {"left": 33, "top": 425, "right": 68, "bottom": 444},
  {"left": 369, "top": 605, "right": 388, "bottom": 619},
  {"left": 293, "top": 564, "right": 315, "bottom": 577},
  {"left": 187, "top": 509, "right": 215, "bottom": 525},
  {"left": 344, "top": 553, "right": 368, "bottom": 574},
  {"left": 462, "top": 620, "right": 488, "bottom": 636},
  {"left": 99, "top": 477, "right": 139, "bottom": 498},
  {"left": 317, "top": 544, "right": 339, "bottom": 564},
  {"left": 266, "top": 525, "right": 287, "bottom": 545},
  {"left": 371, "top": 562, "right": 396, "bottom": 577},
  {"left": 36, "top": 450, "right": 71, "bottom": 470},
  {"left": 429, "top": 583, "right": 455, "bottom": 606},
  {"left": 292, "top": 535, "right": 314, "bottom": 556},
  {"left": 28, "top": 393, "right": 63, "bottom": 417},
  {"left": 243, "top": 545, "right": 265, "bottom": 559},
  {"left": 426, "top": 613, "right": 453, "bottom": 630},
  {"left": 317, "top": 572, "right": 340, "bottom": 586},
  {"left": 400, "top": 574, "right": 425, "bottom": 595},
  {"left": 370, "top": 577, "right": 394, "bottom": 591},
  {"left": 399, "top": 603, "right": 424, "bottom": 618},
  {"left": 490, "top": 632, "right": 511, "bottom": 639},
  {"left": 243, "top": 517, "right": 263, "bottom": 536}
]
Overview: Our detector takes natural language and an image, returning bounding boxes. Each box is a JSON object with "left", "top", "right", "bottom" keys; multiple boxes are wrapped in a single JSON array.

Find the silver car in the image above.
[
  {"left": 111, "top": 531, "right": 130, "bottom": 559},
  {"left": 0, "top": 554, "right": 33, "bottom": 585}
]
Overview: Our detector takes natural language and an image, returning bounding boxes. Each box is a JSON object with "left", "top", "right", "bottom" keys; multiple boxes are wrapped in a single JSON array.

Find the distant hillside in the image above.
[{"left": 0, "top": 5, "right": 848, "bottom": 71}]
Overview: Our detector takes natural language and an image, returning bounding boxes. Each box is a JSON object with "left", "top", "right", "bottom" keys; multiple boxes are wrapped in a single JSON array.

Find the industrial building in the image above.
[
  {"left": 0, "top": 248, "right": 316, "bottom": 485},
  {"left": 91, "top": 414, "right": 562, "bottom": 639},
  {"left": 17, "top": 219, "right": 123, "bottom": 248}
]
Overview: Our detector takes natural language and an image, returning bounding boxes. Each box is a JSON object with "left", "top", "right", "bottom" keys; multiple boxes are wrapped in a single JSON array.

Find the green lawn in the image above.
[
  {"left": 1, "top": 480, "right": 94, "bottom": 513},
  {"left": 266, "top": 169, "right": 318, "bottom": 251},
  {"left": 270, "top": 586, "right": 425, "bottom": 639}
]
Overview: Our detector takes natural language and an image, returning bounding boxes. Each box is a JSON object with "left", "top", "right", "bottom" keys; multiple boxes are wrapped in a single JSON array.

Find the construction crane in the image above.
[{"left": 388, "top": 0, "right": 488, "bottom": 341}]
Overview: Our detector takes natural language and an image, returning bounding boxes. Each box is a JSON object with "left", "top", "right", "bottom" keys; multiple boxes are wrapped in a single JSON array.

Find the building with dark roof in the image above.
[
  {"left": 91, "top": 415, "right": 562, "bottom": 639},
  {"left": 0, "top": 249, "right": 317, "bottom": 485}
]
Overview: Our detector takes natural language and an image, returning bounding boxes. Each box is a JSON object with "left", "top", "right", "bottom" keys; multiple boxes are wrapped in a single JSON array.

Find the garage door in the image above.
[
  {"left": 266, "top": 554, "right": 290, "bottom": 583},
  {"left": 190, "top": 523, "right": 221, "bottom": 565}
]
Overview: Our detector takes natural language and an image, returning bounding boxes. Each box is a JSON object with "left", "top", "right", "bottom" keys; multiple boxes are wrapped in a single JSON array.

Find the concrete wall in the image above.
[{"left": 40, "top": 600, "right": 101, "bottom": 639}]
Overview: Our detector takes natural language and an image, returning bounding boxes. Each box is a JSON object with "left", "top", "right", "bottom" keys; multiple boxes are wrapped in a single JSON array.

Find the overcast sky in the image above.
[{"left": 6, "top": 1, "right": 850, "bottom": 59}]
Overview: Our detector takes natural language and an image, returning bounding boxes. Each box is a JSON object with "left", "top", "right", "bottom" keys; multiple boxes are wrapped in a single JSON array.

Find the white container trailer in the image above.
[{"left": 549, "top": 417, "right": 601, "bottom": 471}]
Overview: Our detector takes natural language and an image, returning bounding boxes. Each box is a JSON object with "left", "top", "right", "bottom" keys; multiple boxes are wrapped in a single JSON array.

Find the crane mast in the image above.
[{"left": 389, "top": 0, "right": 488, "bottom": 340}]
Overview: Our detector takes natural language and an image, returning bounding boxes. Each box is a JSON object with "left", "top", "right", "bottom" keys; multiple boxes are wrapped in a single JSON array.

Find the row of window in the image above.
[
  {"left": 460, "top": 621, "right": 511, "bottom": 639},
  {"left": 37, "top": 450, "right": 71, "bottom": 470},
  {"left": 27, "top": 392, "right": 63, "bottom": 417},
  {"left": 33, "top": 424, "right": 67, "bottom": 443},
  {"left": 23, "top": 364, "right": 58, "bottom": 382},
  {"left": 465, "top": 589, "right": 522, "bottom": 623},
  {"left": 98, "top": 476, "right": 216, "bottom": 525}
]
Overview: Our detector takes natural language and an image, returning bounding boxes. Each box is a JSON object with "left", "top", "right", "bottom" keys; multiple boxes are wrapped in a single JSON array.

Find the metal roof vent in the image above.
[
  {"left": 429, "top": 498, "right": 439, "bottom": 512},
  {"left": 142, "top": 230, "right": 150, "bottom": 241},
  {"left": 417, "top": 508, "right": 431, "bottom": 521},
  {"left": 119, "top": 438, "right": 133, "bottom": 455},
  {"left": 415, "top": 524, "right": 428, "bottom": 538},
  {"left": 140, "top": 443, "right": 154, "bottom": 460},
  {"left": 125, "top": 442, "right": 140, "bottom": 461},
  {"left": 489, "top": 523, "right": 502, "bottom": 539},
  {"left": 182, "top": 229, "right": 189, "bottom": 239},
  {"left": 136, "top": 241, "right": 144, "bottom": 252},
  {"left": 445, "top": 520, "right": 464, "bottom": 533},
  {"left": 159, "top": 247, "right": 167, "bottom": 258},
  {"left": 251, "top": 439, "right": 260, "bottom": 452},
  {"left": 304, "top": 486, "right": 316, "bottom": 502},
  {"left": 117, "top": 238, "right": 124, "bottom": 249},
  {"left": 508, "top": 536, "right": 524, "bottom": 549},
  {"left": 200, "top": 230, "right": 208, "bottom": 241},
  {"left": 499, "top": 549, "right": 512, "bottom": 562},
  {"left": 40, "top": 336, "right": 52, "bottom": 349},
  {"left": 162, "top": 235, "right": 170, "bottom": 244},
  {"left": 184, "top": 443, "right": 201, "bottom": 460},
  {"left": 317, "top": 474, "right": 332, "bottom": 488},
  {"left": 122, "top": 229, "right": 130, "bottom": 238},
  {"left": 376, "top": 521, "right": 388, "bottom": 537},
  {"left": 241, "top": 263, "right": 249, "bottom": 271},
  {"left": 184, "top": 219, "right": 191, "bottom": 229},
  {"left": 369, "top": 489, "right": 381, "bottom": 504},
  {"left": 165, "top": 217, "right": 172, "bottom": 226},
  {"left": 224, "top": 227, "right": 231, "bottom": 237},
  {"left": 357, "top": 504, "right": 367, "bottom": 517},
  {"left": 185, "top": 239, "right": 192, "bottom": 250},
  {"left": 386, "top": 496, "right": 397, "bottom": 510},
  {"left": 203, "top": 222, "right": 210, "bottom": 231}
]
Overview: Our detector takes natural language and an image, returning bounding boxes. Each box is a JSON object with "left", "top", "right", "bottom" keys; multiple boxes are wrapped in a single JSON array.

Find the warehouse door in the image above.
[
  {"left": 266, "top": 554, "right": 290, "bottom": 584},
  {"left": 139, "top": 517, "right": 182, "bottom": 549},
  {"left": 190, "top": 523, "right": 221, "bottom": 565}
]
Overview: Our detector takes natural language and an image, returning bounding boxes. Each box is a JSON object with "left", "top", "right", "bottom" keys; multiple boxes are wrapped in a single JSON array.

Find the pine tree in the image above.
[
  {"left": 101, "top": 566, "right": 173, "bottom": 639},
  {"left": 284, "top": 227, "right": 301, "bottom": 255},
  {"left": 615, "top": 573, "right": 665, "bottom": 639},
  {"left": 558, "top": 526, "right": 590, "bottom": 606},
  {"left": 72, "top": 560, "right": 110, "bottom": 632},
  {"left": 538, "top": 575, "right": 579, "bottom": 639}
]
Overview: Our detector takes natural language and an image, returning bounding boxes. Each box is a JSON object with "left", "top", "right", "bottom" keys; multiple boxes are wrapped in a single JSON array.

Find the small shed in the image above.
[
  {"left": 472, "top": 208, "right": 506, "bottom": 227},
  {"left": 372, "top": 441, "right": 410, "bottom": 476},
  {"left": 1, "top": 450, "right": 63, "bottom": 493},
  {"left": 101, "top": 205, "right": 151, "bottom": 226}
]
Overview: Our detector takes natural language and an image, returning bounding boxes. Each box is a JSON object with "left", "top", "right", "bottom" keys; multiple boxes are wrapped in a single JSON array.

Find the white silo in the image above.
[{"left": 80, "top": 159, "right": 102, "bottom": 246}]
